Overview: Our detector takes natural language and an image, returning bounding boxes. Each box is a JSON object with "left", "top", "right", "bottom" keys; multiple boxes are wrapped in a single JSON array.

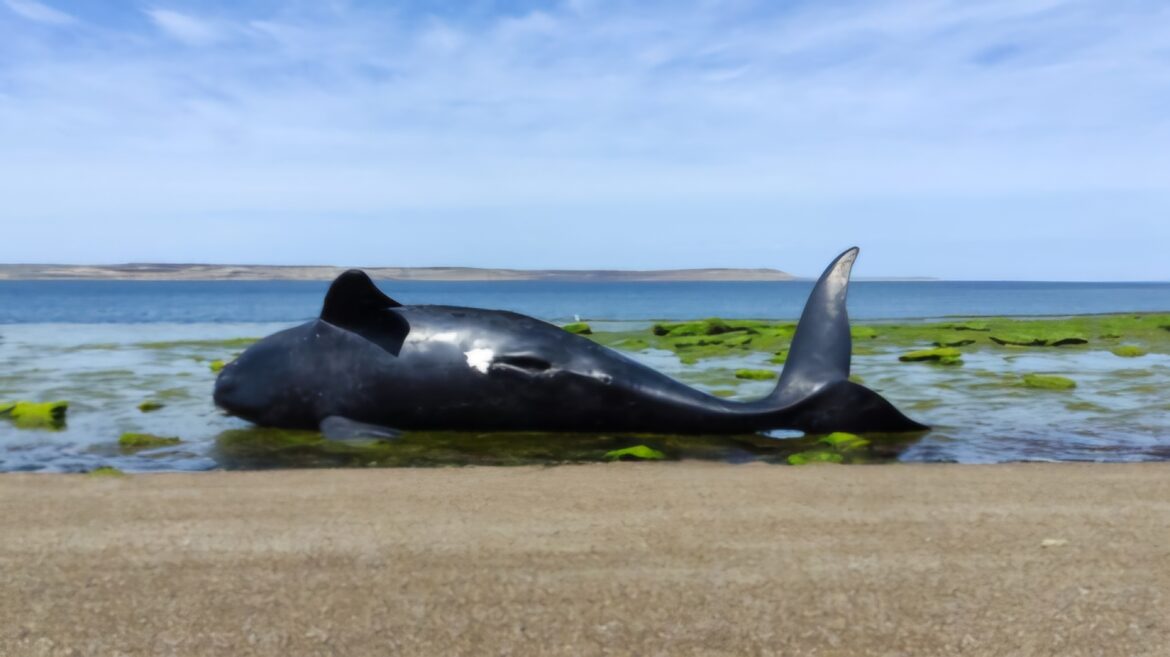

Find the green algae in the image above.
[
  {"left": 787, "top": 450, "right": 844, "bottom": 465},
  {"left": 818, "top": 432, "right": 870, "bottom": 451},
  {"left": 209, "top": 359, "right": 226, "bottom": 373},
  {"left": 851, "top": 326, "right": 878, "bottom": 340},
  {"left": 734, "top": 369, "right": 777, "bottom": 381},
  {"left": 213, "top": 428, "right": 795, "bottom": 468},
  {"left": 86, "top": 466, "right": 125, "bottom": 478},
  {"left": 990, "top": 335, "right": 1047, "bottom": 347},
  {"left": 604, "top": 445, "right": 666, "bottom": 461},
  {"left": 934, "top": 337, "right": 976, "bottom": 348},
  {"left": 1065, "top": 401, "right": 1109, "bottom": 413},
  {"left": 119, "top": 432, "right": 182, "bottom": 451},
  {"left": 1111, "top": 368, "right": 1154, "bottom": 379},
  {"left": 710, "top": 389, "right": 737, "bottom": 398},
  {"left": 1022, "top": 374, "right": 1077, "bottom": 390},
  {"left": 946, "top": 322, "right": 990, "bottom": 332},
  {"left": 652, "top": 318, "right": 740, "bottom": 337},
  {"left": 0, "top": 400, "right": 68, "bottom": 429},
  {"left": 562, "top": 322, "right": 592, "bottom": 335},
  {"left": 137, "top": 400, "right": 165, "bottom": 412},
  {"left": 211, "top": 422, "right": 931, "bottom": 469},
  {"left": 612, "top": 338, "right": 649, "bottom": 352},
  {"left": 899, "top": 347, "right": 963, "bottom": 365},
  {"left": 138, "top": 337, "right": 259, "bottom": 350},
  {"left": 1111, "top": 345, "right": 1148, "bottom": 358},
  {"left": 585, "top": 314, "right": 1170, "bottom": 368}
]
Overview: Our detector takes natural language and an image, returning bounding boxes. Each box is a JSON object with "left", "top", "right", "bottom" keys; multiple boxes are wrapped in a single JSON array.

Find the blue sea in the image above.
[
  {"left": 1, "top": 279, "right": 1169, "bottom": 472},
  {"left": 2, "top": 279, "right": 1170, "bottom": 323}
]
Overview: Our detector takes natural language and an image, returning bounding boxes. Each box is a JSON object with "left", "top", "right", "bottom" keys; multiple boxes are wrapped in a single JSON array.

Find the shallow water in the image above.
[
  {"left": 4, "top": 280, "right": 1170, "bottom": 323},
  {"left": 2, "top": 321, "right": 1168, "bottom": 472}
]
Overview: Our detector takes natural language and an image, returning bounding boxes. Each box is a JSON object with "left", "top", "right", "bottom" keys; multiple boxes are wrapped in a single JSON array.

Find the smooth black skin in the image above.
[{"left": 214, "top": 248, "right": 927, "bottom": 436}]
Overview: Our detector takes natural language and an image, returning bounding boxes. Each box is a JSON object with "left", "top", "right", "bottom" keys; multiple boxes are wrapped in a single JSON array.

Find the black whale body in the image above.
[{"left": 213, "top": 248, "right": 926, "bottom": 437}]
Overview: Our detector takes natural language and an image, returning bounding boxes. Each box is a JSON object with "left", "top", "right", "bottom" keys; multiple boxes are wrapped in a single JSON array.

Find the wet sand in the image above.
[{"left": 1, "top": 463, "right": 1168, "bottom": 656}]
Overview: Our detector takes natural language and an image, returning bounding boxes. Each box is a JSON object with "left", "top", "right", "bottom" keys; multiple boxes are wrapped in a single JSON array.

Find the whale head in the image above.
[{"left": 213, "top": 326, "right": 320, "bottom": 428}]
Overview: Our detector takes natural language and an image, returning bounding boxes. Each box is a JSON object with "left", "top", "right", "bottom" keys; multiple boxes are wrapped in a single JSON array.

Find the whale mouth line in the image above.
[{"left": 493, "top": 354, "right": 552, "bottom": 372}]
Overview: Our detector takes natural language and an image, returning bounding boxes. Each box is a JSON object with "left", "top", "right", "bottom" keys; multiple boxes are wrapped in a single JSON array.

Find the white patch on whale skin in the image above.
[{"left": 465, "top": 348, "right": 494, "bottom": 374}]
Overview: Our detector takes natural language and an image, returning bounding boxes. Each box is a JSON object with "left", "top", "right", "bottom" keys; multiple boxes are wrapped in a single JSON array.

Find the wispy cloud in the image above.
[
  {"left": 3, "top": 0, "right": 73, "bottom": 25},
  {"left": 146, "top": 7, "right": 223, "bottom": 45},
  {"left": 0, "top": 0, "right": 1168, "bottom": 277}
]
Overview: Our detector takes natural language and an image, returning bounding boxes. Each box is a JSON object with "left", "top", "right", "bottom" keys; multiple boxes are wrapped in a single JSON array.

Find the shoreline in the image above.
[{"left": 3, "top": 462, "right": 1168, "bottom": 656}]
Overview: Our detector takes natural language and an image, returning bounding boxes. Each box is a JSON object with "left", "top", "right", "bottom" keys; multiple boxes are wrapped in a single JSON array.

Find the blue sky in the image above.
[{"left": 1, "top": 0, "right": 1168, "bottom": 280}]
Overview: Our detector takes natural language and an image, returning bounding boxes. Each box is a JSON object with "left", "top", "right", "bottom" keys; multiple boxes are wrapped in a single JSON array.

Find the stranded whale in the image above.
[{"left": 213, "top": 248, "right": 926, "bottom": 438}]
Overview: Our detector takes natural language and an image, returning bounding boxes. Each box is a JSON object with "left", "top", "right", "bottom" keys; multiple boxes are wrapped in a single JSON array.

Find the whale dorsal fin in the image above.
[{"left": 320, "top": 270, "right": 409, "bottom": 356}]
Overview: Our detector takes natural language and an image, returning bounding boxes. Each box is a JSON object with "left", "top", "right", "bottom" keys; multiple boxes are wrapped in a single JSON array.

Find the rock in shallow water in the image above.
[
  {"left": 119, "top": 432, "right": 182, "bottom": 452},
  {"left": 1022, "top": 374, "right": 1077, "bottom": 390},
  {"left": 0, "top": 400, "right": 68, "bottom": 429},
  {"left": 899, "top": 347, "right": 963, "bottom": 365},
  {"left": 1110, "top": 345, "right": 1148, "bottom": 358}
]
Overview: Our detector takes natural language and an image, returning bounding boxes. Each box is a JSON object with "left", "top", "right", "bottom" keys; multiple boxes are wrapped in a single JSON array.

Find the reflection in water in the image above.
[{"left": 211, "top": 428, "right": 927, "bottom": 469}]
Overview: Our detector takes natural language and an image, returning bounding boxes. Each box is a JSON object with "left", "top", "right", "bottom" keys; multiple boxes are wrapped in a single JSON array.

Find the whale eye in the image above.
[{"left": 493, "top": 354, "right": 552, "bottom": 372}]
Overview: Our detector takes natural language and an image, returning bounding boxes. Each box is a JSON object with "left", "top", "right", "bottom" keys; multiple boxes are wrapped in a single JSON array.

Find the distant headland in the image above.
[{"left": 0, "top": 263, "right": 800, "bottom": 282}]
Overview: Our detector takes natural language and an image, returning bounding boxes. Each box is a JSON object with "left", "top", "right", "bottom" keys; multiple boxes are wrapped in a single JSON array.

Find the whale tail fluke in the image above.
[{"left": 764, "top": 247, "right": 927, "bottom": 433}]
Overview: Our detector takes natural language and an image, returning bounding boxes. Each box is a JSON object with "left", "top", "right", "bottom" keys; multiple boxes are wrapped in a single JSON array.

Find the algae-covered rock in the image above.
[
  {"left": 1111, "top": 345, "right": 1148, "bottom": 358},
  {"left": 652, "top": 318, "right": 740, "bottom": 337},
  {"left": 851, "top": 326, "right": 878, "bottom": 340},
  {"left": 949, "top": 322, "right": 990, "bottom": 332},
  {"left": 899, "top": 348, "right": 962, "bottom": 365},
  {"left": 734, "top": 369, "right": 777, "bottom": 381},
  {"left": 119, "top": 432, "right": 182, "bottom": 451},
  {"left": 137, "top": 400, "right": 165, "bottom": 413},
  {"left": 0, "top": 400, "right": 68, "bottom": 429},
  {"left": 604, "top": 445, "right": 665, "bottom": 461},
  {"left": 87, "top": 466, "right": 125, "bottom": 478},
  {"left": 209, "top": 359, "right": 226, "bottom": 373},
  {"left": 991, "top": 334, "right": 1087, "bottom": 347},
  {"left": 934, "top": 337, "right": 976, "bottom": 348},
  {"left": 818, "top": 432, "right": 870, "bottom": 451},
  {"left": 990, "top": 334, "right": 1046, "bottom": 347},
  {"left": 562, "top": 322, "right": 592, "bottom": 335},
  {"left": 1022, "top": 374, "right": 1076, "bottom": 390},
  {"left": 787, "top": 450, "right": 844, "bottom": 465},
  {"left": 768, "top": 349, "right": 789, "bottom": 365}
]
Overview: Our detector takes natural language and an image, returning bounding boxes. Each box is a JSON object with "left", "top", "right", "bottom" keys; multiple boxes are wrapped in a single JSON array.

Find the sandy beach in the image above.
[{"left": 1, "top": 463, "right": 1167, "bottom": 656}]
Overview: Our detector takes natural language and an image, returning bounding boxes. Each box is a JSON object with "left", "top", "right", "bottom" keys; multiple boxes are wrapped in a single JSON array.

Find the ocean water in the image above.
[
  {"left": 1, "top": 280, "right": 1169, "bottom": 472},
  {"left": 2, "top": 279, "right": 1170, "bottom": 323}
]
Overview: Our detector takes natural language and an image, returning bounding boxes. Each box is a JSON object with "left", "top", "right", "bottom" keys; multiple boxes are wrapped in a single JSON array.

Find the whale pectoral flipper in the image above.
[
  {"left": 320, "top": 415, "right": 403, "bottom": 441},
  {"left": 319, "top": 270, "right": 411, "bottom": 356}
]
